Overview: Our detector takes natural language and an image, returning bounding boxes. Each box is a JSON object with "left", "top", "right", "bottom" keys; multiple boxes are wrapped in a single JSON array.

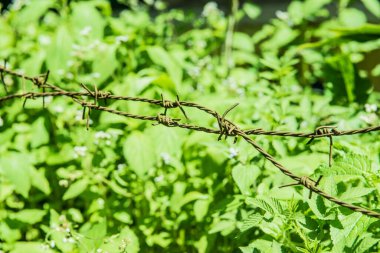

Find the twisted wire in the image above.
[{"left": 1, "top": 65, "right": 380, "bottom": 219}]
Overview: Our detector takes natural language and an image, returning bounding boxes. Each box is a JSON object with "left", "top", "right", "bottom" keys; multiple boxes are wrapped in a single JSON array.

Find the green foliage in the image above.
[{"left": 0, "top": 0, "right": 380, "bottom": 252}]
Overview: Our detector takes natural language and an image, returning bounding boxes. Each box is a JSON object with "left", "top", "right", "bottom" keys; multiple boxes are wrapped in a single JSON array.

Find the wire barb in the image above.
[
  {"left": 153, "top": 114, "right": 181, "bottom": 127},
  {"left": 279, "top": 175, "right": 323, "bottom": 199},
  {"left": 216, "top": 103, "right": 240, "bottom": 143},
  {"left": 307, "top": 126, "right": 339, "bottom": 167},
  {"left": 160, "top": 94, "right": 188, "bottom": 119}
]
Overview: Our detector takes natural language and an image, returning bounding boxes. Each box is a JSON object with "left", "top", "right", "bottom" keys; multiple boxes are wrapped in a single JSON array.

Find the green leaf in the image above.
[
  {"left": 147, "top": 46, "right": 182, "bottom": 87},
  {"left": 316, "top": 153, "right": 372, "bottom": 178},
  {"left": 70, "top": 2, "right": 106, "bottom": 39},
  {"left": 243, "top": 3, "right": 261, "bottom": 20},
  {"left": 63, "top": 178, "right": 89, "bottom": 200},
  {"left": 194, "top": 199, "right": 209, "bottom": 222},
  {"left": 46, "top": 24, "right": 73, "bottom": 80},
  {"left": 123, "top": 131, "right": 156, "bottom": 178},
  {"left": 239, "top": 213, "right": 263, "bottom": 232},
  {"left": 13, "top": 0, "right": 54, "bottom": 28},
  {"left": 10, "top": 209, "right": 46, "bottom": 224},
  {"left": 233, "top": 32, "right": 253, "bottom": 52},
  {"left": 99, "top": 226, "right": 140, "bottom": 253},
  {"left": 92, "top": 45, "right": 118, "bottom": 84},
  {"left": 31, "top": 118, "right": 49, "bottom": 148},
  {"left": 246, "top": 197, "right": 283, "bottom": 216},
  {"left": 30, "top": 167, "right": 51, "bottom": 195},
  {"left": 79, "top": 220, "right": 107, "bottom": 251},
  {"left": 232, "top": 164, "right": 256, "bottom": 195},
  {"left": 0, "top": 152, "right": 32, "bottom": 198},
  {"left": 339, "top": 8, "right": 367, "bottom": 28},
  {"left": 330, "top": 213, "right": 371, "bottom": 251},
  {"left": 339, "top": 187, "right": 375, "bottom": 202},
  {"left": 361, "top": 0, "right": 380, "bottom": 18},
  {"left": 209, "top": 220, "right": 235, "bottom": 234},
  {"left": 10, "top": 242, "right": 54, "bottom": 253}
]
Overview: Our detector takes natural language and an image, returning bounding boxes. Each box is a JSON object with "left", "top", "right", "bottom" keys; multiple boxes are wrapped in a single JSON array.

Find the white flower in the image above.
[
  {"left": 91, "top": 72, "right": 101, "bottom": 79},
  {"left": 74, "top": 146, "right": 87, "bottom": 158},
  {"left": 202, "top": 2, "right": 218, "bottom": 17},
  {"left": 154, "top": 175, "right": 164, "bottom": 183},
  {"left": 360, "top": 113, "right": 378, "bottom": 124},
  {"left": 275, "top": 10, "right": 289, "bottom": 20},
  {"left": 160, "top": 152, "right": 171, "bottom": 164},
  {"left": 53, "top": 106, "right": 64, "bottom": 113},
  {"left": 0, "top": 116, "right": 3, "bottom": 127},
  {"left": 66, "top": 72, "right": 74, "bottom": 80},
  {"left": 57, "top": 69, "right": 65, "bottom": 76},
  {"left": 115, "top": 35, "right": 129, "bottom": 43},
  {"left": 188, "top": 67, "right": 201, "bottom": 77},
  {"left": 50, "top": 240, "right": 56, "bottom": 248},
  {"left": 75, "top": 110, "right": 82, "bottom": 121},
  {"left": 365, "top": 103, "right": 377, "bottom": 113},
  {"left": 80, "top": 26, "right": 92, "bottom": 36},
  {"left": 97, "top": 249, "right": 103, "bottom": 253},
  {"left": 72, "top": 44, "right": 81, "bottom": 51},
  {"left": 228, "top": 147, "right": 239, "bottom": 159},
  {"left": 97, "top": 198, "right": 105, "bottom": 207},
  {"left": 117, "top": 164, "right": 126, "bottom": 172},
  {"left": 38, "top": 35, "right": 51, "bottom": 45},
  {"left": 95, "top": 131, "right": 111, "bottom": 139},
  {"left": 44, "top": 96, "right": 53, "bottom": 105}
]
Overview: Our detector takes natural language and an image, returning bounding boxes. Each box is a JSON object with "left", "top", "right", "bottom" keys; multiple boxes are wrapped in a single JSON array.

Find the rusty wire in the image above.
[{"left": 1, "top": 65, "right": 380, "bottom": 219}]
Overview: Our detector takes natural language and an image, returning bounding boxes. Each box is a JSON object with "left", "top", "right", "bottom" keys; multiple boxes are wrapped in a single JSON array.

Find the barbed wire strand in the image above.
[{"left": 1, "top": 65, "right": 380, "bottom": 219}]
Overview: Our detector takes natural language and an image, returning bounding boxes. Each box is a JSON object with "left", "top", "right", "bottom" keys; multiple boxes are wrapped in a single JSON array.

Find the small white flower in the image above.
[
  {"left": 95, "top": 131, "right": 111, "bottom": 140},
  {"left": 59, "top": 179, "right": 69, "bottom": 188},
  {"left": 91, "top": 72, "right": 101, "bottom": 79},
  {"left": 41, "top": 244, "right": 49, "bottom": 250},
  {"left": 160, "top": 152, "right": 171, "bottom": 164},
  {"left": 117, "top": 164, "right": 126, "bottom": 172},
  {"left": 97, "top": 198, "right": 105, "bottom": 207},
  {"left": 38, "top": 35, "right": 51, "bottom": 45},
  {"left": 202, "top": 2, "right": 218, "bottom": 16},
  {"left": 228, "top": 147, "right": 239, "bottom": 159},
  {"left": 80, "top": 26, "right": 92, "bottom": 36},
  {"left": 74, "top": 146, "right": 87, "bottom": 158},
  {"left": 57, "top": 69, "right": 65, "bottom": 76},
  {"left": 44, "top": 96, "right": 53, "bottom": 104},
  {"left": 67, "top": 60, "right": 75, "bottom": 67},
  {"left": 53, "top": 105, "right": 64, "bottom": 113},
  {"left": 63, "top": 237, "right": 68, "bottom": 243},
  {"left": 66, "top": 72, "right": 74, "bottom": 80},
  {"left": 0, "top": 116, "right": 3, "bottom": 127},
  {"left": 196, "top": 40, "right": 207, "bottom": 49},
  {"left": 275, "top": 10, "right": 289, "bottom": 20},
  {"left": 154, "top": 175, "right": 164, "bottom": 183},
  {"left": 72, "top": 44, "right": 81, "bottom": 51},
  {"left": 188, "top": 67, "right": 201, "bottom": 77},
  {"left": 75, "top": 110, "right": 82, "bottom": 121},
  {"left": 365, "top": 103, "right": 377, "bottom": 113},
  {"left": 50, "top": 240, "right": 56, "bottom": 248},
  {"left": 115, "top": 35, "right": 129, "bottom": 43},
  {"left": 96, "top": 249, "right": 103, "bottom": 253},
  {"left": 360, "top": 113, "right": 378, "bottom": 124}
]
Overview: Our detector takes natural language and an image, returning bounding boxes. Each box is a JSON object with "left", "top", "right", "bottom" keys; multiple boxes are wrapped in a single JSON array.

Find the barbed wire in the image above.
[{"left": 1, "top": 65, "right": 380, "bottom": 219}]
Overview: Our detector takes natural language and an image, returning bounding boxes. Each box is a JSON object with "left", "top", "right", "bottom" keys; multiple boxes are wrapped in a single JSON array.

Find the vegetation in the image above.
[{"left": 1, "top": 0, "right": 380, "bottom": 252}]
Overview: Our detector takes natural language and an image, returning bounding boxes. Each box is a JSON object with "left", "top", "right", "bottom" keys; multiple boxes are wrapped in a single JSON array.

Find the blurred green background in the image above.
[{"left": 0, "top": 0, "right": 380, "bottom": 252}]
